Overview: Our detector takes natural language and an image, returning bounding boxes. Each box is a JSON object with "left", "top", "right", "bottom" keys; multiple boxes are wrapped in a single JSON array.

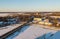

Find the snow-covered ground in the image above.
[
  {"left": 1, "top": 23, "right": 59, "bottom": 39},
  {"left": 0, "top": 13, "right": 24, "bottom": 17},
  {"left": 14, "top": 24, "right": 58, "bottom": 39},
  {"left": 0, "top": 13, "right": 9, "bottom": 17},
  {"left": 0, "top": 23, "right": 24, "bottom": 36}
]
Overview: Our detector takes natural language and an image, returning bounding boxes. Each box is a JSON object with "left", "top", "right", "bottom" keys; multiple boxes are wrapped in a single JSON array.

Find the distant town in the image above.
[{"left": 0, "top": 12, "right": 60, "bottom": 28}]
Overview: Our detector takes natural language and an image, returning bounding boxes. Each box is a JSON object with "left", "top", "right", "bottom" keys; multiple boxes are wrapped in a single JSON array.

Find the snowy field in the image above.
[
  {"left": 0, "top": 13, "right": 9, "bottom": 17},
  {"left": 13, "top": 24, "right": 57, "bottom": 39},
  {"left": 0, "top": 13, "right": 24, "bottom": 17},
  {"left": 0, "top": 23, "right": 24, "bottom": 36}
]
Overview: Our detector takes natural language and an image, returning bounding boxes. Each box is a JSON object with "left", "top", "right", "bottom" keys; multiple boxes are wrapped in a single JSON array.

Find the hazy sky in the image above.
[{"left": 0, "top": 0, "right": 60, "bottom": 12}]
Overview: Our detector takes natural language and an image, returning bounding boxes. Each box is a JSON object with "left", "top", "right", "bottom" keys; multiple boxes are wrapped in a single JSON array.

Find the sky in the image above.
[{"left": 0, "top": 0, "right": 60, "bottom": 12}]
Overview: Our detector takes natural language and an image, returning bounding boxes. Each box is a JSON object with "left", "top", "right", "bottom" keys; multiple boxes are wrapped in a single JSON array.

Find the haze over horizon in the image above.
[{"left": 0, "top": 0, "right": 60, "bottom": 12}]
